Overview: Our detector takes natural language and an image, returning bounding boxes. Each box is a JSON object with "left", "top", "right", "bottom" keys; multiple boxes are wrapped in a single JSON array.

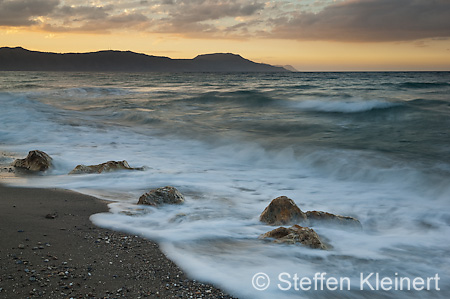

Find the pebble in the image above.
[{"left": 4, "top": 228, "right": 236, "bottom": 299}]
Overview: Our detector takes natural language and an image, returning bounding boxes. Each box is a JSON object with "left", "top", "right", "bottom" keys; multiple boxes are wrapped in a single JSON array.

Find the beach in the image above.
[{"left": 0, "top": 184, "right": 235, "bottom": 298}]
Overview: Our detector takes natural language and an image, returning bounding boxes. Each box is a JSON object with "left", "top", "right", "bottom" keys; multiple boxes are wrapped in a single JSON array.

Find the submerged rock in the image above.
[
  {"left": 259, "top": 225, "right": 327, "bottom": 250},
  {"left": 69, "top": 160, "right": 144, "bottom": 174},
  {"left": 306, "top": 211, "right": 362, "bottom": 229},
  {"left": 12, "top": 150, "right": 52, "bottom": 171},
  {"left": 259, "top": 196, "right": 307, "bottom": 225},
  {"left": 169, "top": 213, "right": 188, "bottom": 223},
  {"left": 137, "top": 186, "right": 185, "bottom": 207}
]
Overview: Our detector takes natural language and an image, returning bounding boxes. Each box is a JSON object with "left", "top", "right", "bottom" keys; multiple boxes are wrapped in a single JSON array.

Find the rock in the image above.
[
  {"left": 137, "top": 186, "right": 185, "bottom": 207},
  {"left": 306, "top": 211, "right": 362, "bottom": 229},
  {"left": 12, "top": 150, "right": 52, "bottom": 171},
  {"left": 259, "top": 225, "right": 327, "bottom": 249},
  {"left": 45, "top": 213, "right": 58, "bottom": 219},
  {"left": 259, "top": 196, "right": 307, "bottom": 225},
  {"left": 68, "top": 160, "right": 144, "bottom": 174},
  {"left": 169, "top": 213, "right": 188, "bottom": 223}
]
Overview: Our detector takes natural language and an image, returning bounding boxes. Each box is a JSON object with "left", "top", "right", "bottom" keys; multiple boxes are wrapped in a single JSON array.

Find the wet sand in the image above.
[{"left": 0, "top": 184, "right": 236, "bottom": 298}]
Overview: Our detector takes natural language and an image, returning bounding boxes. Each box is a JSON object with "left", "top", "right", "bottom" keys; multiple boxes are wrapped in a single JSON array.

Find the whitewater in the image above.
[{"left": 1, "top": 71, "right": 449, "bottom": 298}]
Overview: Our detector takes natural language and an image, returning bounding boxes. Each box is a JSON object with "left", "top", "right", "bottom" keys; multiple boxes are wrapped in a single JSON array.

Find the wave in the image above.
[
  {"left": 287, "top": 98, "right": 401, "bottom": 113},
  {"left": 186, "top": 90, "right": 276, "bottom": 106},
  {"left": 287, "top": 84, "right": 318, "bottom": 90},
  {"left": 408, "top": 98, "right": 450, "bottom": 107},
  {"left": 399, "top": 82, "right": 450, "bottom": 89},
  {"left": 110, "top": 110, "right": 163, "bottom": 126},
  {"left": 13, "top": 83, "right": 43, "bottom": 89},
  {"left": 45, "top": 87, "right": 135, "bottom": 99}
]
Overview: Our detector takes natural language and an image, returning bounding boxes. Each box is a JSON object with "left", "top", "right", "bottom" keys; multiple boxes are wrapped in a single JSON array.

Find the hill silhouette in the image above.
[{"left": 0, "top": 47, "right": 290, "bottom": 72}]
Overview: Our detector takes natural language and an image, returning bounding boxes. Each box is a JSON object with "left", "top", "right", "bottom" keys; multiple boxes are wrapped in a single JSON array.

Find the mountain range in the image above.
[{"left": 0, "top": 47, "right": 292, "bottom": 73}]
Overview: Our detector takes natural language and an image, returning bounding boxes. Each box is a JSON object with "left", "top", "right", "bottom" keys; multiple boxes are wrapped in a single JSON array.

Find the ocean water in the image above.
[{"left": 1, "top": 71, "right": 449, "bottom": 298}]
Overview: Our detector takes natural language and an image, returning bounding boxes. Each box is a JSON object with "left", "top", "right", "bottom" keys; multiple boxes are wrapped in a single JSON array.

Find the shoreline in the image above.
[{"left": 0, "top": 183, "right": 236, "bottom": 298}]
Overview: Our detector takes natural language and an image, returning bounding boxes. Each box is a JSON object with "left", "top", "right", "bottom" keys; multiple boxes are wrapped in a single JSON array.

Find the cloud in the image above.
[
  {"left": 0, "top": 0, "right": 59, "bottom": 26},
  {"left": 50, "top": 5, "right": 112, "bottom": 21},
  {"left": 268, "top": 0, "right": 450, "bottom": 42},
  {"left": 1, "top": 0, "right": 449, "bottom": 42},
  {"left": 0, "top": 0, "right": 151, "bottom": 33},
  {"left": 153, "top": 0, "right": 265, "bottom": 37},
  {"left": 43, "top": 11, "right": 151, "bottom": 33}
]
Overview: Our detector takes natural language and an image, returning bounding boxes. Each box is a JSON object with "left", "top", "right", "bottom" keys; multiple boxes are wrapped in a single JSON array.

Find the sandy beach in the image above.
[{"left": 0, "top": 184, "right": 236, "bottom": 298}]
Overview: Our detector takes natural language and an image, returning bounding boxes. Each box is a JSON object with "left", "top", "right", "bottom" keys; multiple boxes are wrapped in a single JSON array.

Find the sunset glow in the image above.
[{"left": 1, "top": 0, "right": 450, "bottom": 71}]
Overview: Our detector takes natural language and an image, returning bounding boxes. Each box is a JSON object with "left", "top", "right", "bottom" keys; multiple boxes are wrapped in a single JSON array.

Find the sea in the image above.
[{"left": 1, "top": 71, "right": 449, "bottom": 298}]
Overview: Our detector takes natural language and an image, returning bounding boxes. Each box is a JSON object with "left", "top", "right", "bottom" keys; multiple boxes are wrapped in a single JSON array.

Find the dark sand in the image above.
[{"left": 0, "top": 184, "right": 236, "bottom": 298}]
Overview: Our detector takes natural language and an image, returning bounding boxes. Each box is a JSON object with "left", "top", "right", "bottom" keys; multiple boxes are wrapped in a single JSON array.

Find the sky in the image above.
[{"left": 1, "top": 0, "right": 450, "bottom": 71}]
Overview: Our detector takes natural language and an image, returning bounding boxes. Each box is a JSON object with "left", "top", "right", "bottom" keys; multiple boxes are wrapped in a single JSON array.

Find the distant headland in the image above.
[{"left": 0, "top": 47, "right": 292, "bottom": 73}]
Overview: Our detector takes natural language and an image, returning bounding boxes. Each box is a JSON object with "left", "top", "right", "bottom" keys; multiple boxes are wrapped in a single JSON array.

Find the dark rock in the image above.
[
  {"left": 259, "top": 225, "right": 327, "bottom": 249},
  {"left": 306, "top": 211, "right": 362, "bottom": 229},
  {"left": 45, "top": 213, "right": 58, "bottom": 219},
  {"left": 12, "top": 150, "right": 52, "bottom": 171},
  {"left": 259, "top": 196, "right": 362, "bottom": 230},
  {"left": 137, "top": 186, "right": 185, "bottom": 207},
  {"left": 259, "top": 196, "right": 307, "bottom": 225},
  {"left": 69, "top": 160, "right": 144, "bottom": 174}
]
